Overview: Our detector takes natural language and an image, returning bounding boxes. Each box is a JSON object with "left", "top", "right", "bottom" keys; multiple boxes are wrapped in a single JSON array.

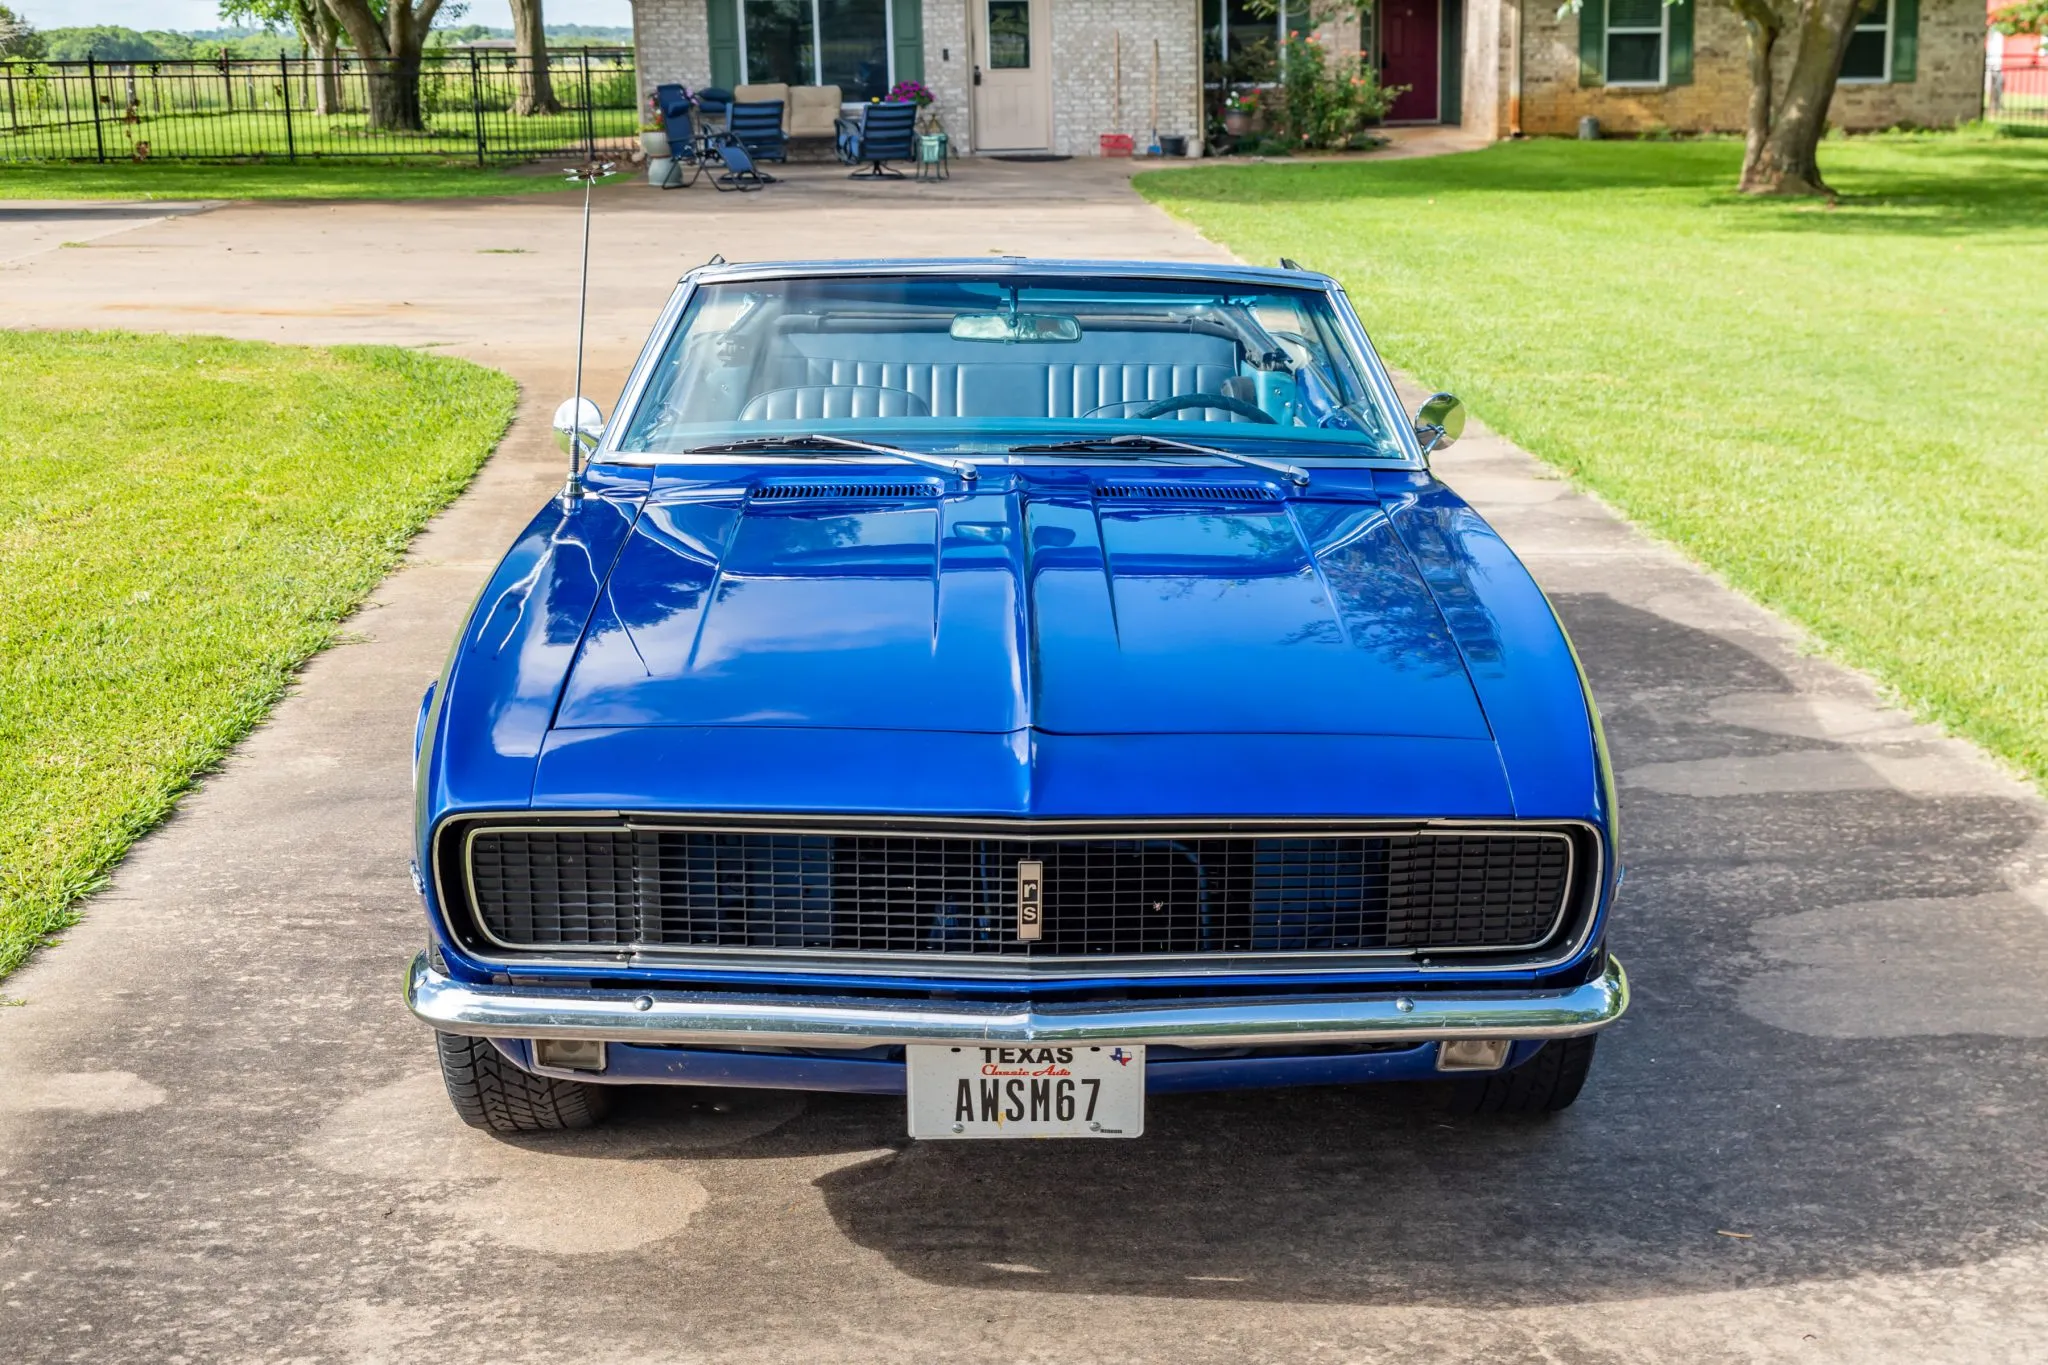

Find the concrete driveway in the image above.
[{"left": 3, "top": 160, "right": 2045, "bottom": 1365}]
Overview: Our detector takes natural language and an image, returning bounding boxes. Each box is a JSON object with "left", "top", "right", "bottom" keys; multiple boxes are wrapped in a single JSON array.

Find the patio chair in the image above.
[
  {"left": 837, "top": 101, "right": 918, "bottom": 179},
  {"left": 693, "top": 86, "right": 733, "bottom": 138},
  {"left": 709, "top": 134, "right": 773, "bottom": 192},
  {"left": 788, "top": 85, "right": 844, "bottom": 140},
  {"left": 657, "top": 102, "right": 708, "bottom": 189},
  {"left": 733, "top": 83, "right": 792, "bottom": 129},
  {"left": 654, "top": 83, "right": 690, "bottom": 118},
  {"left": 727, "top": 100, "right": 789, "bottom": 166}
]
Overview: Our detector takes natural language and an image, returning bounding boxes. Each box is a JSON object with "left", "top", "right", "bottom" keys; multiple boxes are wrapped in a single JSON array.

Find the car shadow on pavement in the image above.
[{"left": 585, "top": 594, "right": 2048, "bottom": 1309}]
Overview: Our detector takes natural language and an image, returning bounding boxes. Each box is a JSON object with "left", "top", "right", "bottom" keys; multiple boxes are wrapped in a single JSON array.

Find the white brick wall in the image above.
[
  {"left": 1047, "top": 0, "right": 1202, "bottom": 156},
  {"left": 631, "top": 0, "right": 711, "bottom": 104},
  {"left": 922, "top": 0, "right": 973, "bottom": 146}
]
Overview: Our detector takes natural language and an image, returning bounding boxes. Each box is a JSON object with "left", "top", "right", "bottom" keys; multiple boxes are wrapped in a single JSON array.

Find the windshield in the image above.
[{"left": 613, "top": 275, "right": 1404, "bottom": 457}]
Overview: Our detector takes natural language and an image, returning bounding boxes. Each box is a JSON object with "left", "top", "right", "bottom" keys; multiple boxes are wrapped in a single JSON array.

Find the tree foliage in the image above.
[
  {"left": 1990, "top": 0, "right": 2048, "bottom": 33},
  {"left": 0, "top": 4, "right": 44, "bottom": 59}
]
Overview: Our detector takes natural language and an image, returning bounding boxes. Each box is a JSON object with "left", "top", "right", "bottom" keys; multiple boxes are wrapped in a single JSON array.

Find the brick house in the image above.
[{"left": 626, "top": 0, "right": 1986, "bottom": 155}]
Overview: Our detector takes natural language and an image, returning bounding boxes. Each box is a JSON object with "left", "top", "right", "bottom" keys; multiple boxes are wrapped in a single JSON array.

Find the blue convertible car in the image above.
[{"left": 406, "top": 259, "right": 1627, "bottom": 1138}]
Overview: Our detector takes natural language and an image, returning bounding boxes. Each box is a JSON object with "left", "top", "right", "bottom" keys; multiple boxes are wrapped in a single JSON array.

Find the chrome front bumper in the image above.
[{"left": 405, "top": 952, "right": 1628, "bottom": 1050}]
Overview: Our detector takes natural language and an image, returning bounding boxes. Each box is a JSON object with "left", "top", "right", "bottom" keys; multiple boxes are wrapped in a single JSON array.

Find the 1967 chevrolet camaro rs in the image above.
[{"left": 405, "top": 258, "right": 1628, "bottom": 1138}]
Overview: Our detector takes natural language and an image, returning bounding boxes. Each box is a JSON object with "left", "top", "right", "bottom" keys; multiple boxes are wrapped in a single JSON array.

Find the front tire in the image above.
[
  {"left": 1447, "top": 1037, "right": 1598, "bottom": 1115},
  {"left": 435, "top": 1032, "right": 612, "bottom": 1133}
]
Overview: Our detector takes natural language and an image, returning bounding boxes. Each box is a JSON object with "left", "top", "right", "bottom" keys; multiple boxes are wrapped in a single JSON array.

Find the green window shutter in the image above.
[
  {"left": 1890, "top": 0, "right": 1918, "bottom": 82},
  {"left": 708, "top": 0, "right": 740, "bottom": 89},
  {"left": 1667, "top": 0, "right": 1694, "bottom": 85},
  {"left": 1579, "top": 0, "right": 1606, "bottom": 88},
  {"left": 892, "top": 0, "right": 925, "bottom": 83}
]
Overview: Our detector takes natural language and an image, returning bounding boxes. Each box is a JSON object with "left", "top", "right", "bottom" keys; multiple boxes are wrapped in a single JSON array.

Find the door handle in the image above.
[{"left": 973, "top": 66, "right": 983, "bottom": 86}]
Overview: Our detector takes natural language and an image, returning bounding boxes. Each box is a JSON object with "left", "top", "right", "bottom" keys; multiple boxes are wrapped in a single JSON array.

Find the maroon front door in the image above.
[{"left": 1381, "top": 0, "right": 1441, "bottom": 123}]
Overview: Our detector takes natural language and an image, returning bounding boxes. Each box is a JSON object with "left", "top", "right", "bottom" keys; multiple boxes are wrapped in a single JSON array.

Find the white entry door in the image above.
[{"left": 973, "top": 0, "right": 1052, "bottom": 151}]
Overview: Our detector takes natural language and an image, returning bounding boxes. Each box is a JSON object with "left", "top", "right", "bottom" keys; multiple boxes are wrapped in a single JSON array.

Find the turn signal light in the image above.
[{"left": 1436, "top": 1039, "right": 1512, "bottom": 1072}]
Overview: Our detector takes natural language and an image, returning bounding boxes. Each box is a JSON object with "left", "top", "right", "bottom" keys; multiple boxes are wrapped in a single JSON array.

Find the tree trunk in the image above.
[
  {"left": 365, "top": 53, "right": 424, "bottom": 130},
  {"left": 1731, "top": 0, "right": 1778, "bottom": 180},
  {"left": 311, "top": 32, "right": 340, "bottom": 115},
  {"left": 509, "top": 0, "right": 559, "bottom": 116},
  {"left": 319, "top": 0, "right": 439, "bottom": 132},
  {"left": 1739, "top": 0, "right": 1860, "bottom": 196}
]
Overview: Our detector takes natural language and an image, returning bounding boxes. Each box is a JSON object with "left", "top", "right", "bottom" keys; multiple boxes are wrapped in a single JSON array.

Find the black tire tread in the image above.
[
  {"left": 435, "top": 1032, "right": 611, "bottom": 1133},
  {"left": 1448, "top": 1037, "right": 1597, "bottom": 1116}
]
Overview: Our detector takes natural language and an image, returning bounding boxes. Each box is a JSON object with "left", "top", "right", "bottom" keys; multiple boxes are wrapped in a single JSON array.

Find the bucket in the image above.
[{"left": 1159, "top": 134, "right": 1187, "bottom": 157}]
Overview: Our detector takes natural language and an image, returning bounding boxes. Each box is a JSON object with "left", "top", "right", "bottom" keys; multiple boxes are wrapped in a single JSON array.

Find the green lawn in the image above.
[
  {"left": 1138, "top": 134, "right": 2048, "bottom": 790},
  {"left": 0, "top": 159, "right": 595, "bottom": 200},
  {"left": 0, "top": 332, "right": 515, "bottom": 980}
]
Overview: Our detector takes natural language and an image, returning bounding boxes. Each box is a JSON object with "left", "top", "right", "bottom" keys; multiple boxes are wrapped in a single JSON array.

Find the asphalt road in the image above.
[{"left": 2, "top": 159, "right": 2044, "bottom": 1365}]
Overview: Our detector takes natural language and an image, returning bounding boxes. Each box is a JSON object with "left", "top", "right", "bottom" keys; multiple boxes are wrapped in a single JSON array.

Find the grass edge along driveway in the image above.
[
  {"left": 1138, "top": 135, "right": 2048, "bottom": 794},
  {"left": 0, "top": 331, "right": 516, "bottom": 981}
]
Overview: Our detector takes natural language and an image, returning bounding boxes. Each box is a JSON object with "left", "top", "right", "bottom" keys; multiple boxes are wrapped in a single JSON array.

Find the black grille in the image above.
[
  {"left": 463, "top": 827, "right": 1574, "bottom": 958},
  {"left": 1095, "top": 483, "right": 1277, "bottom": 502},
  {"left": 751, "top": 481, "right": 932, "bottom": 501}
]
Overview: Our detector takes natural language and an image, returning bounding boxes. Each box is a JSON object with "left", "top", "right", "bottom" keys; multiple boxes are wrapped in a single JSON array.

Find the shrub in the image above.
[{"left": 1275, "top": 30, "right": 1400, "bottom": 151}]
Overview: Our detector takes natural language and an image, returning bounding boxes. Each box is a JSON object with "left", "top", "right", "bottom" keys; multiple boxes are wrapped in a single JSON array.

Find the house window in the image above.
[
  {"left": 1840, "top": 0, "right": 1891, "bottom": 82},
  {"left": 1204, "top": 0, "right": 1292, "bottom": 66},
  {"left": 1605, "top": 0, "right": 1667, "bottom": 86},
  {"left": 740, "top": 0, "right": 894, "bottom": 99},
  {"left": 986, "top": 0, "right": 1030, "bottom": 68},
  {"left": 744, "top": 0, "right": 815, "bottom": 86}
]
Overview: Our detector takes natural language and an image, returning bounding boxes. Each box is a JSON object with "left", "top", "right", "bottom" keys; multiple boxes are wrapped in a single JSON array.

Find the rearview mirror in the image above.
[
  {"left": 1412, "top": 392, "right": 1465, "bottom": 455},
  {"left": 553, "top": 397, "right": 605, "bottom": 460},
  {"left": 950, "top": 312, "right": 1083, "bottom": 343}
]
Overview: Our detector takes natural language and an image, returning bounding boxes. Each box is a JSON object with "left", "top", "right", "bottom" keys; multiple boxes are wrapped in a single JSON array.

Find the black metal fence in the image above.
[
  {"left": 0, "top": 49, "right": 640, "bottom": 163},
  {"left": 1988, "top": 59, "right": 2048, "bottom": 128}
]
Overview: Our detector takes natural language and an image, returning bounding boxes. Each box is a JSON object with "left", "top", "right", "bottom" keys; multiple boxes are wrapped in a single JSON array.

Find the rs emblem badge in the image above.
[{"left": 1016, "top": 860, "right": 1044, "bottom": 941}]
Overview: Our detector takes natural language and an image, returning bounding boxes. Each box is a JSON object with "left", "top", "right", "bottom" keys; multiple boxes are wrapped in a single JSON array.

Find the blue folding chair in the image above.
[
  {"left": 726, "top": 100, "right": 787, "bottom": 168},
  {"left": 657, "top": 102, "right": 707, "bottom": 189},
  {"left": 837, "top": 101, "right": 918, "bottom": 179},
  {"left": 708, "top": 134, "right": 772, "bottom": 192}
]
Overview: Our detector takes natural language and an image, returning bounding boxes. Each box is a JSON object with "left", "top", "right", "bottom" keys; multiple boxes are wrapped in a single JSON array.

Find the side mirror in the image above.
[
  {"left": 553, "top": 397, "right": 605, "bottom": 460},
  {"left": 1412, "top": 392, "right": 1465, "bottom": 456}
]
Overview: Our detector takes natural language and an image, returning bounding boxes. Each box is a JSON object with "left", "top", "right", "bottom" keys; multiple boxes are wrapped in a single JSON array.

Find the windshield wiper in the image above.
[
  {"left": 1009, "top": 433, "right": 1309, "bottom": 488},
  {"left": 688, "top": 433, "right": 978, "bottom": 481}
]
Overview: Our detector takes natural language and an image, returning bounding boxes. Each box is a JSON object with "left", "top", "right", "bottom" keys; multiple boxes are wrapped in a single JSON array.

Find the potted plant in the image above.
[
  {"left": 640, "top": 91, "right": 679, "bottom": 158},
  {"left": 1223, "top": 87, "right": 1259, "bottom": 138},
  {"left": 887, "top": 79, "right": 940, "bottom": 133}
]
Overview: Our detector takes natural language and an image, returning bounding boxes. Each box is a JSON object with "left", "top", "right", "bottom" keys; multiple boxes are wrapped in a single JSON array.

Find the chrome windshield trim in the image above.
[
  {"left": 407, "top": 952, "right": 1629, "bottom": 1049},
  {"left": 432, "top": 813, "right": 1604, "bottom": 980}
]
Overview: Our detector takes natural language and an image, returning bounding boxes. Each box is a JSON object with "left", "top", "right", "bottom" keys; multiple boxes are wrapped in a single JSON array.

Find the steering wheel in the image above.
[{"left": 1132, "top": 392, "right": 1277, "bottom": 424}]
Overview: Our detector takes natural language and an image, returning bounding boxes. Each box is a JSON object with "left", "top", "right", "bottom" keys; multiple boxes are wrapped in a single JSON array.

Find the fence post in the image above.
[
  {"left": 280, "top": 53, "right": 296, "bottom": 161},
  {"left": 87, "top": 52, "right": 107, "bottom": 163},
  {"left": 469, "top": 49, "right": 486, "bottom": 165},
  {"left": 581, "top": 48, "right": 594, "bottom": 159}
]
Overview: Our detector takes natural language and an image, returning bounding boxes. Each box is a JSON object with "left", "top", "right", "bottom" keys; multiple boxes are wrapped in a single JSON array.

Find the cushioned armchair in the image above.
[
  {"left": 788, "top": 85, "right": 844, "bottom": 140},
  {"left": 836, "top": 101, "right": 918, "bottom": 179},
  {"left": 727, "top": 100, "right": 788, "bottom": 166}
]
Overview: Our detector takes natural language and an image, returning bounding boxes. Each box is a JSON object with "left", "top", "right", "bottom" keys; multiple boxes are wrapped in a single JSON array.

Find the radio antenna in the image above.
[{"left": 562, "top": 159, "right": 616, "bottom": 503}]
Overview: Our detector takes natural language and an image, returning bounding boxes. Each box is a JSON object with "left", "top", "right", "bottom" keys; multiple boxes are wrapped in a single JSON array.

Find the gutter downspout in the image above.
[{"left": 1507, "top": 0, "right": 1524, "bottom": 136}]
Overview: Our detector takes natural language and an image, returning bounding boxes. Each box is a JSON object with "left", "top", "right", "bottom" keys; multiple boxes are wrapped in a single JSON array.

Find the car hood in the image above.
[{"left": 550, "top": 484, "right": 1493, "bottom": 740}]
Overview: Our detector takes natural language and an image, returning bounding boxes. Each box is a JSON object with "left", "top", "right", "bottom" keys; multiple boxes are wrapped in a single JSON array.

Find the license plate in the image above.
[{"left": 906, "top": 1043, "right": 1145, "bottom": 1139}]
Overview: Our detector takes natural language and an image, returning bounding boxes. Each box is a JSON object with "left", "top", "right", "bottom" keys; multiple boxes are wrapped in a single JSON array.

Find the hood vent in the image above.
[
  {"left": 1095, "top": 482, "right": 1278, "bottom": 503},
  {"left": 752, "top": 480, "right": 934, "bottom": 502}
]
